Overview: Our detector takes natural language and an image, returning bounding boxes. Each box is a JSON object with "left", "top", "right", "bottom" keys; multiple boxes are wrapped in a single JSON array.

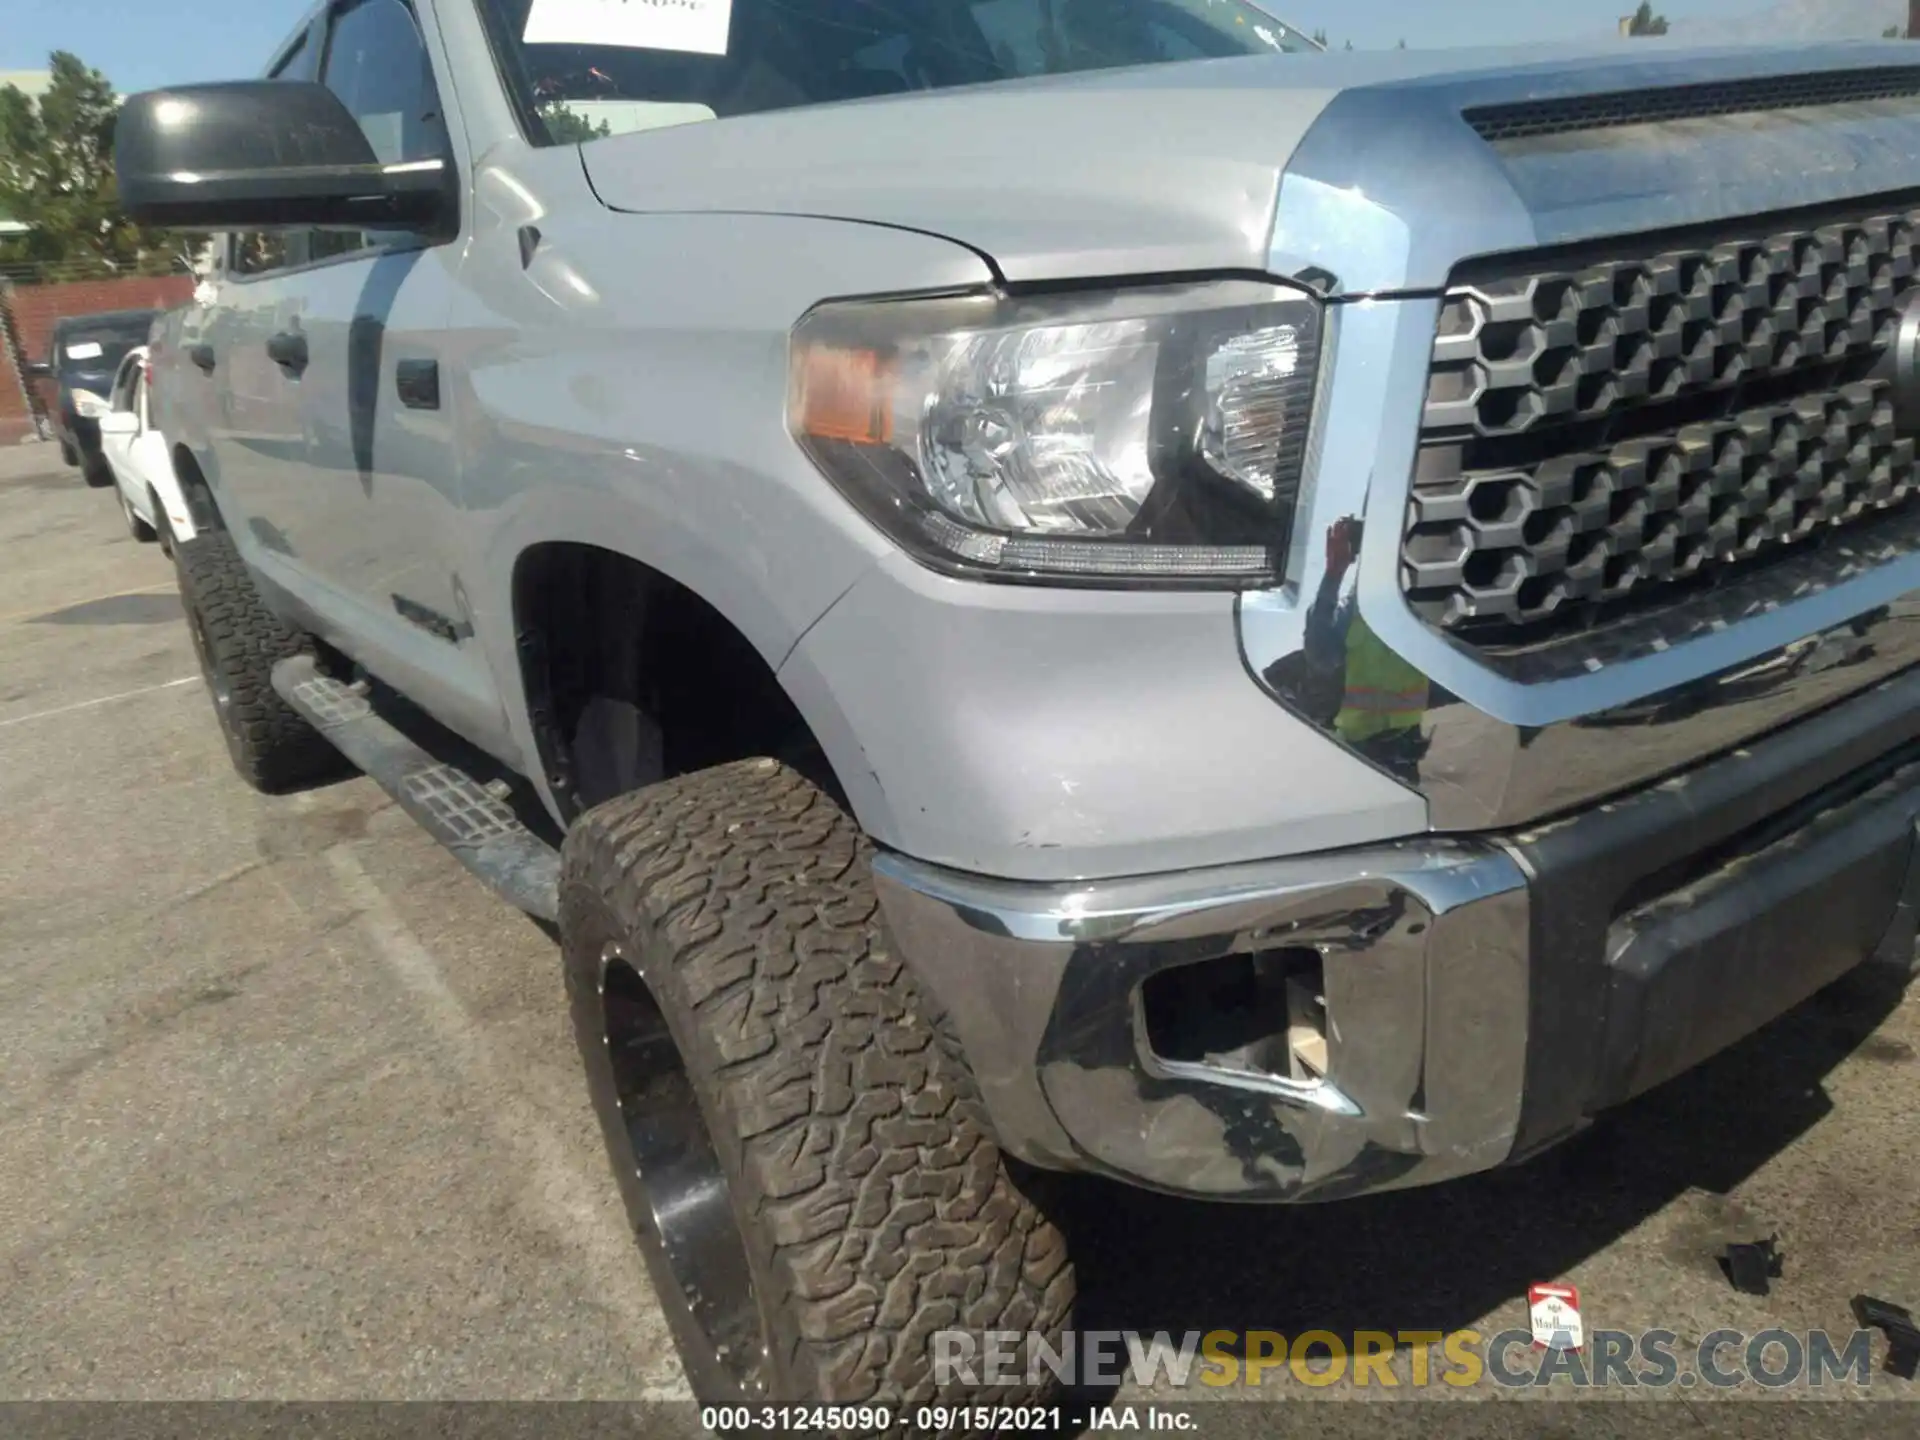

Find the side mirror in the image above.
[
  {"left": 115, "top": 81, "right": 451, "bottom": 233},
  {"left": 98, "top": 410, "right": 140, "bottom": 437},
  {"left": 24, "top": 361, "right": 52, "bottom": 380}
]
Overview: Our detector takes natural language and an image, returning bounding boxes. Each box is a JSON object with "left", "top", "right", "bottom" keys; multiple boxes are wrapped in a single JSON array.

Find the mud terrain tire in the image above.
[
  {"left": 175, "top": 531, "right": 344, "bottom": 793},
  {"left": 560, "top": 759, "right": 1074, "bottom": 1421}
]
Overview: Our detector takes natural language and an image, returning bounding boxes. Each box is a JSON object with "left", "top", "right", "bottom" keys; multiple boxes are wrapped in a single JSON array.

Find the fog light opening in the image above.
[
  {"left": 1286, "top": 971, "right": 1330, "bottom": 1081},
  {"left": 1140, "top": 947, "right": 1329, "bottom": 1084}
]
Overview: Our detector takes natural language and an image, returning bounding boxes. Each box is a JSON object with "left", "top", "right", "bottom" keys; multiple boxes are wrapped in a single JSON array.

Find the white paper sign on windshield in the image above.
[
  {"left": 65, "top": 341, "right": 105, "bottom": 361},
  {"left": 523, "top": 0, "right": 733, "bottom": 56}
]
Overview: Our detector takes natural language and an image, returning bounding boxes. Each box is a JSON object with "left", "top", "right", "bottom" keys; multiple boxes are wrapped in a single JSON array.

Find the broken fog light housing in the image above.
[{"left": 789, "top": 280, "right": 1321, "bottom": 586}]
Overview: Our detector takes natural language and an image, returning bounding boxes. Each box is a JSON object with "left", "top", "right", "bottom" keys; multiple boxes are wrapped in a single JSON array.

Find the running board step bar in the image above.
[{"left": 271, "top": 655, "right": 561, "bottom": 921}]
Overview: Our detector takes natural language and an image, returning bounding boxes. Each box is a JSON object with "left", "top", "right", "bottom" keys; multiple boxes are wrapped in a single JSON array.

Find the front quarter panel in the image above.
[
  {"left": 782, "top": 549, "right": 1426, "bottom": 882},
  {"left": 449, "top": 157, "right": 996, "bottom": 822}
]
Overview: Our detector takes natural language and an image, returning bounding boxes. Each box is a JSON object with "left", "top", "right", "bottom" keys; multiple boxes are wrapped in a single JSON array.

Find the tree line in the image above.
[{"left": 0, "top": 52, "right": 179, "bottom": 270}]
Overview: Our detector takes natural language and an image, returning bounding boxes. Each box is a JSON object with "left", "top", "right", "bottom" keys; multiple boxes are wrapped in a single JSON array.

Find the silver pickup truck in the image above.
[{"left": 120, "top": 0, "right": 1920, "bottom": 1416}]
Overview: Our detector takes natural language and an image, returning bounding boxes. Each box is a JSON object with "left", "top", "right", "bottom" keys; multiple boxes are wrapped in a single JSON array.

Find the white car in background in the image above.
[{"left": 98, "top": 346, "right": 197, "bottom": 552}]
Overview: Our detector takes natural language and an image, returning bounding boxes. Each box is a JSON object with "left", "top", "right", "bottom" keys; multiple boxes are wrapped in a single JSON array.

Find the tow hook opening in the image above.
[{"left": 1140, "top": 947, "right": 1329, "bottom": 1084}]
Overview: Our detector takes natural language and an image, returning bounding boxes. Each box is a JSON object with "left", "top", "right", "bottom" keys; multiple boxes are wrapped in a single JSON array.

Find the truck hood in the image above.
[{"left": 580, "top": 41, "right": 1920, "bottom": 289}]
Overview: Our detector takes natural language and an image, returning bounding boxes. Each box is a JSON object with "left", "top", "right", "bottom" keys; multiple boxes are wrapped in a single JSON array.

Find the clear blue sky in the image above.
[{"left": 0, "top": 0, "right": 1903, "bottom": 94}]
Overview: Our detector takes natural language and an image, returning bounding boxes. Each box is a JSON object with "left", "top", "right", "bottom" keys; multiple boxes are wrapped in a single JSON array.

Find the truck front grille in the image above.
[{"left": 1404, "top": 202, "right": 1920, "bottom": 639}]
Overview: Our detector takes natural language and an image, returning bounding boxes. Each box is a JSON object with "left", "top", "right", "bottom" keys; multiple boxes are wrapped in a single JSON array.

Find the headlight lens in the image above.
[{"left": 790, "top": 280, "right": 1321, "bottom": 586}]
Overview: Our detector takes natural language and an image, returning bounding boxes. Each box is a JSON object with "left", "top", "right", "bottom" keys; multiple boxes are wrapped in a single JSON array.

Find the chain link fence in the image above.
[{"left": 0, "top": 252, "right": 196, "bottom": 287}]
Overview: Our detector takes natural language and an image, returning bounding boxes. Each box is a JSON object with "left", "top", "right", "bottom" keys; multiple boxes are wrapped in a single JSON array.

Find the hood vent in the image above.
[{"left": 1465, "top": 66, "right": 1920, "bottom": 143}]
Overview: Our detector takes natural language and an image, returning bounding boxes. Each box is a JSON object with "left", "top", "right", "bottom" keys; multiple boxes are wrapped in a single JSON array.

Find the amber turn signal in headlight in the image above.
[{"left": 790, "top": 280, "right": 1322, "bottom": 588}]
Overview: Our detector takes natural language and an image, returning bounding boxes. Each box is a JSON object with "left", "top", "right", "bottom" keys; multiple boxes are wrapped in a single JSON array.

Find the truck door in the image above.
[
  {"left": 240, "top": 0, "right": 497, "bottom": 739},
  {"left": 206, "top": 23, "right": 323, "bottom": 559}
]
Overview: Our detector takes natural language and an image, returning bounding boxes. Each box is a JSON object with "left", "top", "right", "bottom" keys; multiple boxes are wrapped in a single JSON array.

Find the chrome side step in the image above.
[{"left": 271, "top": 655, "right": 561, "bottom": 921}]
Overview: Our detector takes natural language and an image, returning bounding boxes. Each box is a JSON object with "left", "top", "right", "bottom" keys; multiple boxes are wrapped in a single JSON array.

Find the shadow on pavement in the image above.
[{"left": 29, "top": 592, "right": 183, "bottom": 626}]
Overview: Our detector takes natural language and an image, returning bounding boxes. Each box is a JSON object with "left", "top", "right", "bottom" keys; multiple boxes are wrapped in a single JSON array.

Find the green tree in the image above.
[
  {"left": 1885, "top": 23, "right": 1912, "bottom": 37},
  {"left": 1627, "top": 2, "right": 1670, "bottom": 36},
  {"left": 0, "top": 51, "right": 172, "bottom": 267},
  {"left": 539, "top": 102, "right": 613, "bottom": 144}
]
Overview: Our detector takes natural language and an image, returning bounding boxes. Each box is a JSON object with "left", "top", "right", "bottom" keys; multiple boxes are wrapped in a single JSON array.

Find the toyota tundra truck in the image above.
[{"left": 118, "top": 0, "right": 1920, "bottom": 1418}]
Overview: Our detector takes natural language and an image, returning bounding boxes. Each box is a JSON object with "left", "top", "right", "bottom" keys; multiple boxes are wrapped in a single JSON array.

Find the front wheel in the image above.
[{"left": 560, "top": 760, "right": 1074, "bottom": 1420}]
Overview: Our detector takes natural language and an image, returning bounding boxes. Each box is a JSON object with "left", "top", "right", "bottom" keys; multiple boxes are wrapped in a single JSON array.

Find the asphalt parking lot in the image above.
[{"left": 1, "top": 439, "right": 1917, "bottom": 1434}]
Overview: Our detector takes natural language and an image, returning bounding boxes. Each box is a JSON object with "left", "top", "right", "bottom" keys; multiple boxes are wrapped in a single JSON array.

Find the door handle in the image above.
[
  {"left": 188, "top": 344, "right": 216, "bottom": 374},
  {"left": 396, "top": 359, "right": 441, "bottom": 411},
  {"left": 267, "top": 331, "right": 309, "bottom": 375}
]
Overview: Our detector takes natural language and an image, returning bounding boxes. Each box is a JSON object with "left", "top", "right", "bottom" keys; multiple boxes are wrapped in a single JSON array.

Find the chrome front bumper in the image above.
[
  {"left": 873, "top": 841, "right": 1531, "bottom": 1202},
  {"left": 875, "top": 666, "right": 1920, "bottom": 1201}
]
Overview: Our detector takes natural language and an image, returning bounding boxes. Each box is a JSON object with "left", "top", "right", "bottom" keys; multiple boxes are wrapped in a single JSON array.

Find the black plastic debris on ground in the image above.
[
  {"left": 1719, "top": 1235, "right": 1785, "bottom": 1296},
  {"left": 1852, "top": 1295, "right": 1920, "bottom": 1380}
]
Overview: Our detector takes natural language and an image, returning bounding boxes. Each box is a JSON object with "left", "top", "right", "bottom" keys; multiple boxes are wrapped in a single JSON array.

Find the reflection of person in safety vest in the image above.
[
  {"left": 1334, "top": 618, "right": 1429, "bottom": 747},
  {"left": 1301, "top": 518, "right": 1431, "bottom": 771}
]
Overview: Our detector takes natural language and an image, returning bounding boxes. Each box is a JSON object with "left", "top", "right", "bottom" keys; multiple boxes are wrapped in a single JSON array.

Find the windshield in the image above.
[
  {"left": 55, "top": 318, "right": 154, "bottom": 375},
  {"left": 479, "top": 0, "right": 1317, "bottom": 144}
]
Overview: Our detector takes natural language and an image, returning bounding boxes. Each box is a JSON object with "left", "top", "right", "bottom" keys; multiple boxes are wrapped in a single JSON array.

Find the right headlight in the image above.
[{"left": 789, "top": 279, "right": 1322, "bottom": 587}]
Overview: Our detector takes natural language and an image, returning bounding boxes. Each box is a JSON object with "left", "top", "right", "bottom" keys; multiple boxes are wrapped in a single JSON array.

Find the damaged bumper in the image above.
[{"left": 874, "top": 668, "right": 1920, "bottom": 1201}]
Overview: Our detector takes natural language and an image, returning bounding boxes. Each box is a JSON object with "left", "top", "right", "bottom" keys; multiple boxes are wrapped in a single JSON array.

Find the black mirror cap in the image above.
[
  {"left": 116, "top": 81, "right": 452, "bottom": 233},
  {"left": 24, "top": 361, "right": 52, "bottom": 380}
]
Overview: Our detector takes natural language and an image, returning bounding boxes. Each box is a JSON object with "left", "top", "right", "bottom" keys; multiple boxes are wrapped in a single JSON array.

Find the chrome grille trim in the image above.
[
  {"left": 1405, "top": 382, "right": 1919, "bottom": 630},
  {"left": 1408, "top": 201, "right": 1920, "bottom": 639}
]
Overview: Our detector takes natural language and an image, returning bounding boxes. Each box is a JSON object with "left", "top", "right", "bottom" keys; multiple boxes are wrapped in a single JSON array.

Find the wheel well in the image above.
[
  {"left": 171, "top": 445, "right": 223, "bottom": 532},
  {"left": 514, "top": 544, "right": 834, "bottom": 820}
]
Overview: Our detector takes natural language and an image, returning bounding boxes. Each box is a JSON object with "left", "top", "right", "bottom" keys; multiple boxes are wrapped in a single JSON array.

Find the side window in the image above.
[
  {"left": 230, "top": 26, "right": 324, "bottom": 278},
  {"left": 275, "top": 27, "right": 322, "bottom": 84},
  {"left": 322, "top": 0, "right": 446, "bottom": 166},
  {"left": 232, "top": 233, "right": 299, "bottom": 277},
  {"left": 227, "top": 3, "right": 448, "bottom": 279},
  {"left": 308, "top": 0, "right": 449, "bottom": 265}
]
